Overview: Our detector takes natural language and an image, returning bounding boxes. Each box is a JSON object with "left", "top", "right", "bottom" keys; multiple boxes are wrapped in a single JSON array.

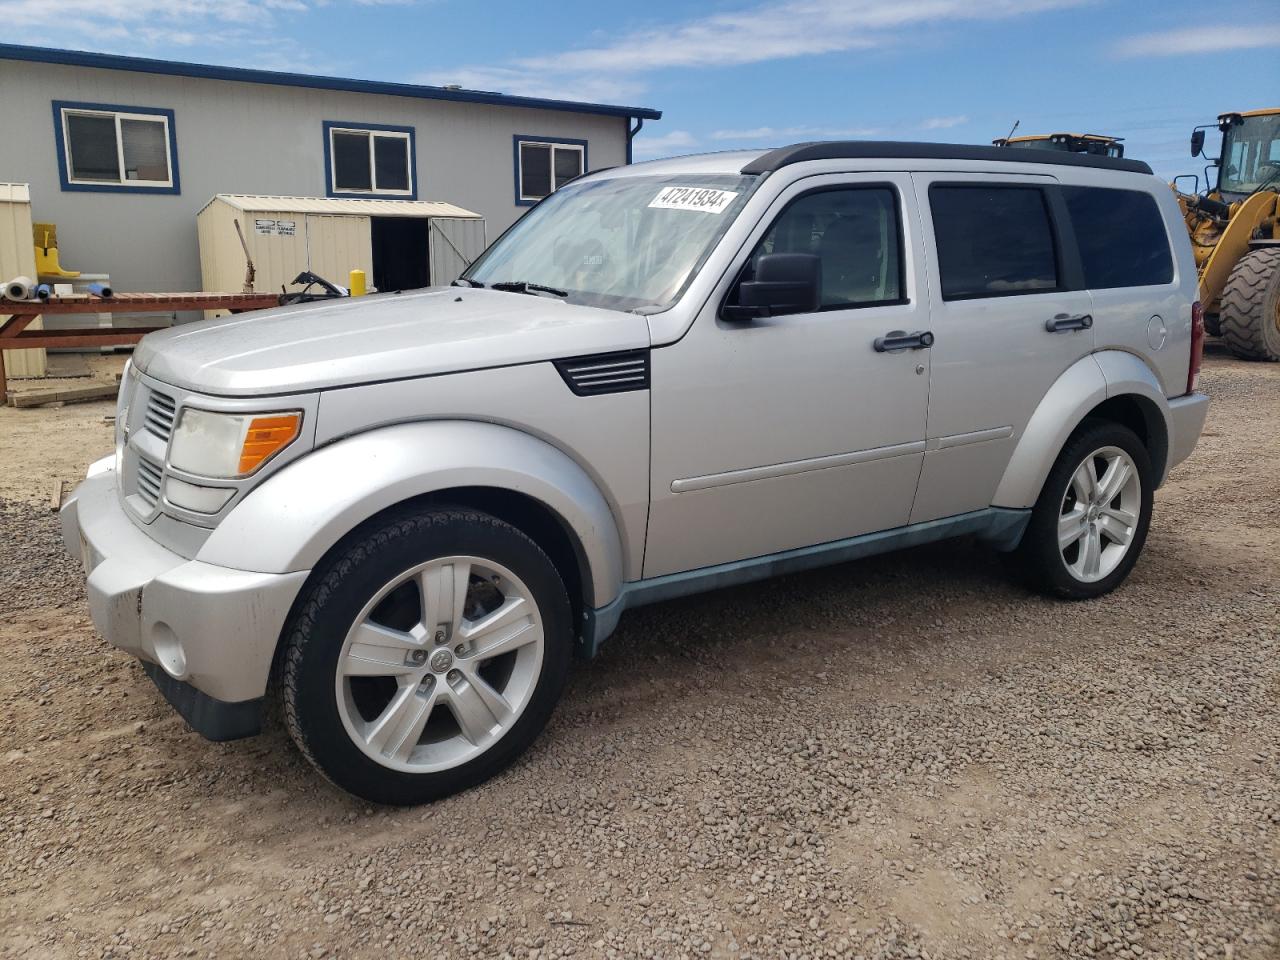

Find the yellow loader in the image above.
[
  {"left": 1178, "top": 109, "right": 1280, "bottom": 361},
  {"left": 992, "top": 132, "right": 1125, "bottom": 158}
]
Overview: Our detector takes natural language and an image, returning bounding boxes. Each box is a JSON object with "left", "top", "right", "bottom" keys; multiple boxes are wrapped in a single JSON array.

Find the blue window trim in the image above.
[
  {"left": 323, "top": 120, "right": 418, "bottom": 200},
  {"left": 52, "top": 100, "right": 180, "bottom": 195},
  {"left": 513, "top": 135, "right": 588, "bottom": 207}
]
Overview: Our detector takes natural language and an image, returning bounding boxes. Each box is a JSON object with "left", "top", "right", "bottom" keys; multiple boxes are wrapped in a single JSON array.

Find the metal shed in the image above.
[
  {"left": 0, "top": 182, "right": 45, "bottom": 378},
  {"left": 197, "top": 195, "right": 486, "bottom": 303}
]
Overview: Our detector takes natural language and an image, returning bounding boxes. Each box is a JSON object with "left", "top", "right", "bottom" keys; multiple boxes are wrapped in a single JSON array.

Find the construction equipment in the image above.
[
  {"left": 1177, "top": 109, "right": 1280, "bottom": 360},
  {"left": 993, "top": 131, "right": 1125, "bottom": 158}
]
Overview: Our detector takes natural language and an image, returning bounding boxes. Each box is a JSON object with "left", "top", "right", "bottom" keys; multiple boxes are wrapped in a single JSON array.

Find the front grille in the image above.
[
  {"left": 554, "top": 350, "right": 650, "bottom": 396},
  {"left": 144, "top": 389, "right": 177, "bottom": 441},
  {"left": 135, "top": 456, "right": 162, "bottom": 508}
]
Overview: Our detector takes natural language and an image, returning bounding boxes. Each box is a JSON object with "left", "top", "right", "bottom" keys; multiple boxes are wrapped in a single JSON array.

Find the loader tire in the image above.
[{"left": 1219, "top": 247, "right": 1280, "bottom": 362}]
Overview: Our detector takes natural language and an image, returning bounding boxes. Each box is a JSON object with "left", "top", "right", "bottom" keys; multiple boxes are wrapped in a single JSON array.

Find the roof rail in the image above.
[{"left": 740, "top": 141, "right": 1152, "bottom": 176}]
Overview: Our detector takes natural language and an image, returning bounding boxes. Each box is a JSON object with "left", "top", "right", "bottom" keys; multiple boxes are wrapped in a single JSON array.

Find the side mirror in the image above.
[
  {"left": 1173, "top": 173, "right": 1200, "bottom": 197},
  {"left": 725, "top": 253, "right": 821, "bottom": 321},
  {"left": 1191, "top": 129, "right": 1205, "bottom": 158}
]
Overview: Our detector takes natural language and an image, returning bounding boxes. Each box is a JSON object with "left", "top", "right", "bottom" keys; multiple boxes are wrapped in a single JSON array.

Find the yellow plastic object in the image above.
[
  {"left": 32, "top": 222, "right": 80, "bottom": 278},
  {"left": 349, "top": 268, "right": 367, "bottom": 297}
]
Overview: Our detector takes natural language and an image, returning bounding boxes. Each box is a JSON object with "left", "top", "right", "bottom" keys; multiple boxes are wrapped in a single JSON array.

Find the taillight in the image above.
[{"left": 1188, "top": 301, "right": 1204, "bottom": 394}]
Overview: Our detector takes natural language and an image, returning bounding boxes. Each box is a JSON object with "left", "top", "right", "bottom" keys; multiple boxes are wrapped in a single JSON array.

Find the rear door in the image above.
[{"left": 908, "top": 173, "right": 1093, "bottom": 522}]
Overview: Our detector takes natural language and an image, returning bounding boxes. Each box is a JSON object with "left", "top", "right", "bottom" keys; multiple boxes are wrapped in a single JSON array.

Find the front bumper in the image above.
[
  {"left": 61, "top": 460, "right": 309, "bottom": 740},
  {"left": 1166, "top": 392, "right": 1210, "bottom": 475}
]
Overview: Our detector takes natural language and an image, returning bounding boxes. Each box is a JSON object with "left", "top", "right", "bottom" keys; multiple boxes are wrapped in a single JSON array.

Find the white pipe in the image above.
[{"left": 3, "top": 275, "right": 34, "bottom": 301}]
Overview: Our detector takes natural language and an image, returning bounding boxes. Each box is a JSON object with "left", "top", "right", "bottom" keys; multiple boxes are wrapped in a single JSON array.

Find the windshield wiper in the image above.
[
  {"left": 489, "top": 280, "right": 568, "bottom": 298},
  {"left": 451, "top": 278, "right": 483, "bottom": 288}
]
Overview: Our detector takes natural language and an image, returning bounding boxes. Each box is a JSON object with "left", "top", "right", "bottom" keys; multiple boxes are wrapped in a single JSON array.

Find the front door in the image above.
[
  {"left": 907, "top": 173, "right": 1095, "bottom": 523},
  {"left": 644, "top": 173, "right": 932, "bottom": 578}
]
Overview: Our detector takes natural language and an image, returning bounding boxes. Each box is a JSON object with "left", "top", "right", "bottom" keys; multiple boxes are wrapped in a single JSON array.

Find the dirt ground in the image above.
[{"left": 0, "top": 346, "right": 1277, "bottom": 960}]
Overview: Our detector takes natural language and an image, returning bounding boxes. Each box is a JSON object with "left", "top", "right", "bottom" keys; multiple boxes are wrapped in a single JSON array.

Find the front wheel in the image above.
[
  {"left": 1014, "top": 421, "right": 1154, "bottom": 599},
  {"left": 1219, "top": 246, "right": 1280, "bottom": 361},
  {"left": 281, "top": 508, "right": 572, "bottom": 805}
]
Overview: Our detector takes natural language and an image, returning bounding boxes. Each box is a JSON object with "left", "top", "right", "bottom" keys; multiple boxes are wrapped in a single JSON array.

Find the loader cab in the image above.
[
  {"left": 1210, "top": 110, "right": 1280, "bottom": 200},
  {"left": 993, "top": 133, "right": 1125, "bottom": 159}
]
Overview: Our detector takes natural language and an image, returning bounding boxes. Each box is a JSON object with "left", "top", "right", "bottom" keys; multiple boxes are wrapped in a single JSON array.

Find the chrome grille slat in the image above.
[
  {"left": 134, "top": 456, "right": 162, "bottom": 508},
  {"left": 144, "top": 390, "right": 177, "bottom": 442}
]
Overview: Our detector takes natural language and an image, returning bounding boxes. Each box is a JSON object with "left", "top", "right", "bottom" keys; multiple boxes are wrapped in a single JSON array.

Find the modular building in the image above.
[{"left": 0, "top": 44, "right": 661, "bottom": 302}]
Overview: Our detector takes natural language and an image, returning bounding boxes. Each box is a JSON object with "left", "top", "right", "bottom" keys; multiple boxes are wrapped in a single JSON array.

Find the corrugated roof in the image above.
[
  {"left": 0, "top": 183, "right": 31, "bottom": 204},
  {"left": 203, "top": 194, "right": 481, "bottom": 218},
  {"left": 0, "top": 44, "right": 662, "bottom": 121}
]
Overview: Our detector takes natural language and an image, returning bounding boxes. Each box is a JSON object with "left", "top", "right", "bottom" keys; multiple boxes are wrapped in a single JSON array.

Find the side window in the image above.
[
  {"left": 930, "top": 185, "right": 1058, "bottom": 299},
  {"left": 516, "top": 138, "right": 586, "bottom": 205},
  {"left": 747, "top": 187, "right": 904, "bottom": 309},
  {"left": 54, "top": 102, "right": 179, "bottom": 194},
  {"left": 325, "top": 122, "right": 415, "bottom": 198},
  {"left": 1063, "top": 187, "right": 1173, "bottom": 289}
]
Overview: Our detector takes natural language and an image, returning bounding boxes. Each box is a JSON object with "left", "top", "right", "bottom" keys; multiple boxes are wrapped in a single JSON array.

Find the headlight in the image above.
[{"left": 168, "top": 408, "right": 302, "bottom": 479}]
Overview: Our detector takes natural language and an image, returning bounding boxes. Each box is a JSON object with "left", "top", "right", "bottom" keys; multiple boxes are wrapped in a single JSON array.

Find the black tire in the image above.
[
  {"left": 1219, "top": 246, "right": 1280, "bottom": 362},
  {"left": 281, "top": 507, "right": 572, "bottom": 805},
  {"left": 1013, "top": 420, "right": 1154, "bottom": 599}
]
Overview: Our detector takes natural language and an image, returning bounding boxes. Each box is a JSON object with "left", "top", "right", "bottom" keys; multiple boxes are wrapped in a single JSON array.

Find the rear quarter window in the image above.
[
  {"left": 929, "top": 185, "right": 1059, "bottom": 300},
  {"left": 1063, "top": 186, "right": 1173, "bottom": 289}
]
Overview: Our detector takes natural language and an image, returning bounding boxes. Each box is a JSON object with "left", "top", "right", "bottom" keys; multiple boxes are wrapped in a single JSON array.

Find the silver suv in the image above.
[{"left": 62, "top": 142, "right": 1209, "bottom": 804}]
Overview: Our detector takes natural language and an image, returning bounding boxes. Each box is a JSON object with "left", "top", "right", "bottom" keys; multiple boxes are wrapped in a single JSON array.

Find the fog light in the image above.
[
  {"left": 164, "top": 477, "right": 233, "bottom": 514},
  {"left": 151, "top": 621, "right": 187, "bottom": 679}
]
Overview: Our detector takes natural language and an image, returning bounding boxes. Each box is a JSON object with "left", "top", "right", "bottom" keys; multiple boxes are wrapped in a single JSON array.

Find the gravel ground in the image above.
[{"left": 1, "top": 347, "right": 1277, "bottom": 960}]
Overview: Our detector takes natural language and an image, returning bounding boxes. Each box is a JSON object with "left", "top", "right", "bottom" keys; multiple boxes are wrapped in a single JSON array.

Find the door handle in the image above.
[
  {"left": 1046, "top": 313, "right": 1093, "bottom": 333},
  {"left": 873, "top": 329, "right": 934, "bottom": 352}
]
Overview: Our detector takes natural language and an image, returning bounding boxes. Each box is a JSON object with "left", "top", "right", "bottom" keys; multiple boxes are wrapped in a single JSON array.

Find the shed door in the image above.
[
  {"left": 372, "top": 217, "right": 430, "bottom": 292},
  {"left": 304, "top": 215, "right": 373, "bottom": 290}
]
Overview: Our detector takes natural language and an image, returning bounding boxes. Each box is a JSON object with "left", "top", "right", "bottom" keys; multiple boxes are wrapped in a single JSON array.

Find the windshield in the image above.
[
  {"left": 464, "top": 173, "right": 757, "bottom": 312},
  {"left": 1219, "top": 113, "right": 1280, "bottom": 195}
]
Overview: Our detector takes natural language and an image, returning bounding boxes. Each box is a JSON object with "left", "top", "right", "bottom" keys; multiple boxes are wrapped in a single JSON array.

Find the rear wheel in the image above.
[
  {"left": 281, "top": 508, "right": 572, "bottom": 805},
  {"left": 1219, "top": 246, "right": 1280, "bottom": 361},
  {"left": 1014, "top": 421, "right": 1154, "bottom": 599}
]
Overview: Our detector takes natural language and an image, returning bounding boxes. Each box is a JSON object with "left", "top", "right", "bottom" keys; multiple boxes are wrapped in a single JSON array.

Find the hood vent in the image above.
[{"left": 554, "top": 350, "right": 650, "bottom": 396}]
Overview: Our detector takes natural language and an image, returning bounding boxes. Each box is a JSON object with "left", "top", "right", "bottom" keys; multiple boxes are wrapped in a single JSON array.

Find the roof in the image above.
[
  {"left": 740, "top": 141, "right": 1152, "bottom": 176},
  {"left": 0, "top": 43, "right": 662, "bottom": 121},
  {"left": 1231, "top": 108, "right": 1280, "bottom": 119},
  {"left": 0, "top": 183, "right": 31, "bottom": 204},
  {"left": 202, "top": 194, "right": 481, "bottom": 218}
]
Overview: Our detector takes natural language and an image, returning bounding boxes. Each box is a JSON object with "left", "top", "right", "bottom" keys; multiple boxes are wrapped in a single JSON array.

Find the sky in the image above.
[{"left": 4, "top": 0, "right": 1278, "bottom": 182}]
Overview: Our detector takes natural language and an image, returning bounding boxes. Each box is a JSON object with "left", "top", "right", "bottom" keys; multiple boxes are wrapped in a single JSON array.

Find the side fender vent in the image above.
[{"left": 554, "top": 350, "right": 650, "bottom": 396}]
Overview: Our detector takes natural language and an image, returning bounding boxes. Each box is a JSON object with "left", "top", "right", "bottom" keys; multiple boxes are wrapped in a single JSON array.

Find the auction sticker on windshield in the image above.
[{"left": 649, "top": 186, "right": 739, "bottom": 213}]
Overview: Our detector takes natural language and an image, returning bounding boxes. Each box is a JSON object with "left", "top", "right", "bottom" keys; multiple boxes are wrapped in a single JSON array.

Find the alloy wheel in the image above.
[
  {"left": 1057, "top": 445, "right": 1143, "bottom": 584},
  {"left": 334, "top": 555, "right": 544, "bottom": 773}
]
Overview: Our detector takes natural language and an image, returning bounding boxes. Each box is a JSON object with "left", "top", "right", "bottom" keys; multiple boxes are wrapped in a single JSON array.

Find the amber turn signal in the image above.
[{"left": 238, "top": 414, "right": 302, "bottom": 475}]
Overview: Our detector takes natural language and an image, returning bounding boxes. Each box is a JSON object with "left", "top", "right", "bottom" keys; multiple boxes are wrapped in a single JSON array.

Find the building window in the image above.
[
  {"left": 514, "top": 137, "right": 587, "bottom": 205},
  {"left": 324, "top": 122, "right": 416, "bottom": 199},
  {"left": 53, "top": 101, "right": 179, "bottom": 194}
]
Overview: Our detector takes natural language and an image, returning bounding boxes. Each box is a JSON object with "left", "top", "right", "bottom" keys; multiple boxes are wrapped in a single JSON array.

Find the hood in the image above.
[{"left": 132, "top": 288, "right": 652, "bottom": 396}]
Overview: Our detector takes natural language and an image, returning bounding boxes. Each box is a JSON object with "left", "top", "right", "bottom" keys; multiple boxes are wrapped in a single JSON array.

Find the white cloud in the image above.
[
  {"left": 1115, "top": 24, "right": 1280, "bottom": 57},
  {"left": 631, "top": 129, "right": 699, "bottom": 158},
  {"left": 0, "top": 0, "right": 378, "bottom": 67},
  {"left": 424, "top": 0, "right": 1087, "bottom": 104},
  {"left": 419, "top": 65, "right": 646, "bottom": 104},
  {"left": 710, "top": 125, "right": 882, "bottom": 141},
  {"left": 919, "top": 115, "right": 968, "bottom": 130}
]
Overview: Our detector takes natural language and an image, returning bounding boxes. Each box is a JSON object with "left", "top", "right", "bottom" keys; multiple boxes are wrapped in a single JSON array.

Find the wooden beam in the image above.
[{"left": 10, "top": 382, "right": 120, "bottom": 408}]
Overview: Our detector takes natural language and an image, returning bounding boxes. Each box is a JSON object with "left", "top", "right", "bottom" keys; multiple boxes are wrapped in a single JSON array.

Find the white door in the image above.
[
  {"left": 908, "top": 173, "right": 1095, "bottom": 523},
  {"left": 645, "top": 174, "right": 932, "bottom": 578}
]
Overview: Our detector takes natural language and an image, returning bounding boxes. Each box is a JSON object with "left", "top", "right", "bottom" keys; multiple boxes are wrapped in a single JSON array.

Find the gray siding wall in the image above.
[{"left": 0, "top": 60, "right": 629, "bottom": 293}]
